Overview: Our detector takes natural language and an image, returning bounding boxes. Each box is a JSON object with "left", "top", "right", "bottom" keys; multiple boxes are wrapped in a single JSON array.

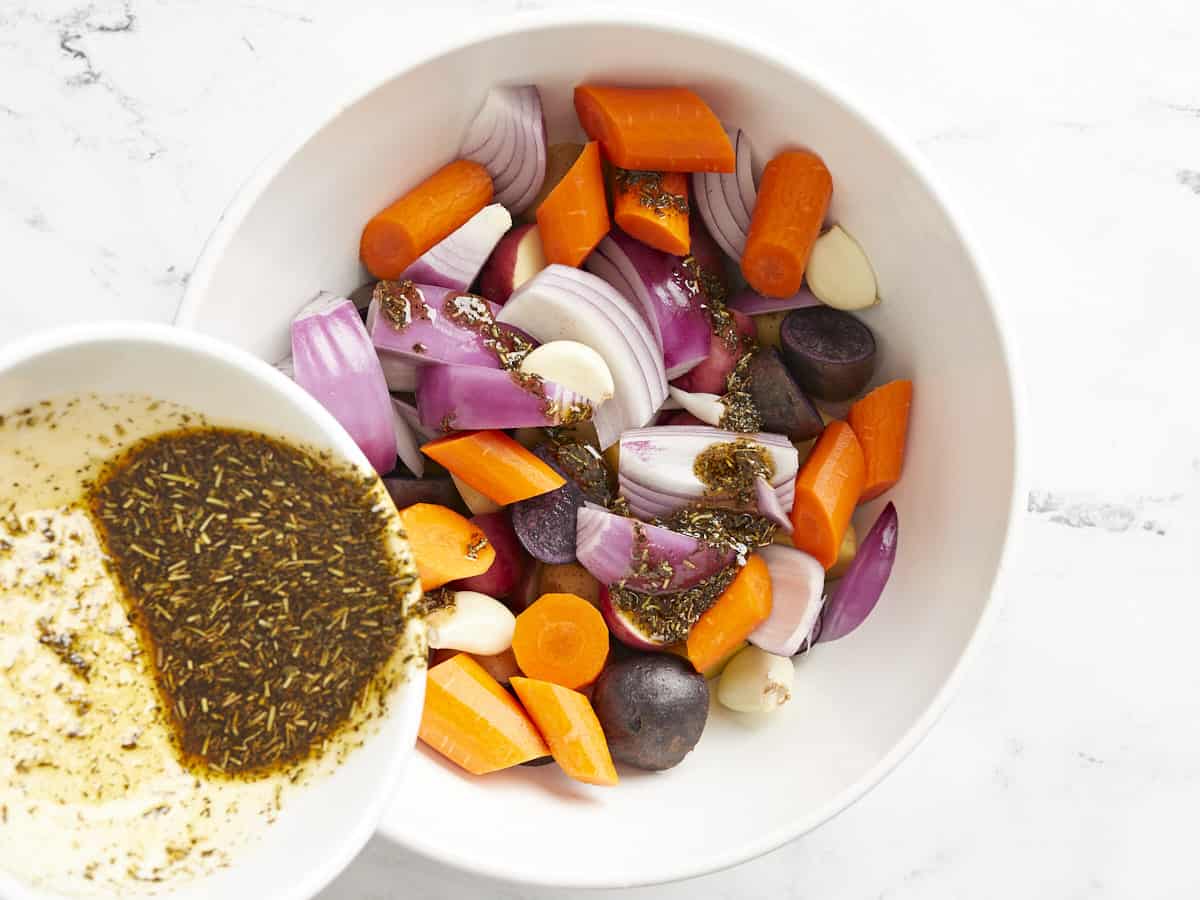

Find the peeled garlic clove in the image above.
[
  {"left": 520, "top": 340, "right": 615, "bottom": 404},
  {"left": 717, "top": 645, "right": 794, "bottom": 713},
  {"left": 667, "top": 386, "right": 725, "bottom": 426},
  {"left": 451, "top": 473, "right": 501, "bottom": 515},
  {"left": 805, "top": 225, "right": 878, "bottom": 311},
  {"left": 426, "top": 590, "right": 516, "bottom": 655}
]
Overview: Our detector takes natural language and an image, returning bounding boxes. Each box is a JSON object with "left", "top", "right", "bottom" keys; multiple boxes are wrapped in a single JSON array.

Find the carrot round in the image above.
[
  {"left": 535, "top": 141, "right": 610, "bottom": 267},
  {"left": 741, "top": 150, "right": 833, "bottom": 298},
  {"left": 510, "top": 677, "right": 618, "bottom": 786},
  {"left": 420, "top": 430, "right": 565, "bottom": 505},
  {"left": 574, "top": 86, "right": 734, "bottom": 173},
  {"left": 848, "top": 380, "right": 913, "bottom": 502},
  {"left": 511, "top": 593, "right": 609, "bottom": 690},
  {"left": 361, "top": 159, "right": 493, "bottom": 279},
  {"left": 397, "top": 502, "right": 496, "bottom": 591},
  {"left": 685, "top": 555, "right": 772, "bottom": 674},
  {"left": 419, "top": 654, "right": 548, "bottom": 775},
  {"left": 612, "top": 170, "right": 690, "bottom": 255},
  {"left": 790, "top": 420, "right": 865, "bottom": 569}
]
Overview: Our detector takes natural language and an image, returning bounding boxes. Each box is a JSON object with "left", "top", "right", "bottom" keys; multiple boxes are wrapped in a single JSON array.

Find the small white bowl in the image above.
[
  {"left": 178, "top": 10, "right": 1025, "bottom": 888},
  {"left": 0, "top": 322, "right": 425, "bottom": 900}
]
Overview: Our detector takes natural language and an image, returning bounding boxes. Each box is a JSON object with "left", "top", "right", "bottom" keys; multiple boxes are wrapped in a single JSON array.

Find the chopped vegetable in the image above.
[
  {"left": 361, "top": 159, "right": 493, "bottom": 279},
  {"left": 421, "top": 430, "right": 565, "bottom": 505},
  {"left": 399, "top": 204, "right": 512, "bottom": 291},
  {"left": 416, "top": 364, "right": 592, "bottom": 431},
  {"left": 519, "top": 340, "right": 615, "bottom": 404},
  {"left": 576, "top": 504, "right": 735, "bottom": 594},
  {"left": 453, "top": 511, "right": 527, "bottom": 597},
  {"left": 574, "top": 85, "right": 734, "bottom": 172},
  {"left": 498, "top": 265, "right": 667, "bottom": 448},
  {"left": 685, "top": 554, "right": 772, "bottom": 673},
  {"left": 818, "top": 502, "right": 898, "bottom": 643},
  {"left": 477, "top": 223, "right": 548, "bottom": 304},
  {"left": 741, "top": 150, "right": 832, "bottom": 297},
  {"left": 598, "top": 584, "right": 672, "bottom": 651},
  {"left": 828, "top": 521, "right": 858, "bottom": 579},
  {"left": 451, "top": 473, "right": 501, "bottom": 515},
  {"left": 754, "top": 476, "right": 793, "bottom": 532},
  {"left": 692, "top": 128, "right": 756, "bottom": 260},
  {"left": 805, "top": 225, "right": 878, "bottom": 310},
  {"left": 419, "top": 653, "right": 548, "bottom": 774},
  {"left": 461, "top": 85, "right": 547, "bottom": 215},
  {"left": 848, "top": 379, "right": 913, "bottom": 501},
  {"left": 290, "top": 292, "right": 396, "bottom": 474},
  {"left": 383, "top": 475, "right": 469, "bottom": 515},
  {"left": 591, "top": 655, "right": 709, "bottom": 770},
  {"left": 471, "top": 648, "right": 522, "bottom": 685},
  {"left": 510, "top": 445, "right": 586, "bottom": 564},
  {"left": 368, "top": 283, "right": 521, "bottom": 369},
  {"left": 667, "top": 386, "right": 724, "bottom": 427},
  {"left": 398, "top": 502, "right": 496, "bottom": 591},
  {"left": 510, "top": 677, "right": 618, "bottom": 786},
  {"left": 587, "top": 229, "right": 711, "bottom": 379},
  {"left": 745, "top": 347, "right": 824, "bottom": 442},
  {"left": 538, "top": 562, "right": 601, "bottom": 607},
  {"left": 426, "top": 590, "right": 516, "bottom": 656},
  {"left": 535, "top": 141, "right": 610, "bottom": 267},
  {"left": 716, "top": 645, "right": 793, "bottom": 713},
  {"left": 612, "top": 170, "right": 690, "bottom": 255},
  {"left": 747, "top": 544, "right": 824, "bottom": 656},
  {"left": 517, "top": 142, "right": 584, "bottom": 225},
  {"left": 392, "top": 398, "right": 425, "bottom": 477},
  {"left": 727, "top": 287, "right": 822, "bottom": 317},
  {"left": 789, "top": 421, "right": 865, "bottom": 569},
  {"left": 511, "top": 593, "right": 609, "bottom": 690},
  {"left": 670, "top": 309, "right": 755, "bottom": 395},
  {"left": 779, "top": 306, "right": 877, "bottom": 402}
]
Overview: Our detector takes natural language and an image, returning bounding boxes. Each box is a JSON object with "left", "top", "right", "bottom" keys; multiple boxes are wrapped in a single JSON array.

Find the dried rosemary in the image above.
[
  {"left": 608, "top": 567, "right": 737, "bottom": 644},
  {"left": 613, "top": 168, "right": 689, "bottom": 217},
  {"left": 693, "top": 438, "right": 775, "bottom": 505},
  {"left": 87, "top": 427, "right": 417, "bottom": 778}
]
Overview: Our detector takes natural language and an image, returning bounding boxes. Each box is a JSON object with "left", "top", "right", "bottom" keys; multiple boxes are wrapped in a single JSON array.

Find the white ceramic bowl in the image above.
[
  {"left": 178, "top": 10, "right": 1024, "bottom": 888},
  {"left": 0, "top": 323, "right": 425, "bottom": 900}
]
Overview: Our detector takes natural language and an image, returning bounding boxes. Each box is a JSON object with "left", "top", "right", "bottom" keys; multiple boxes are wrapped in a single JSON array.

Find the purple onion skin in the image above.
[{"left": 816, "top": 503, "right": 898, "bottom": 644}]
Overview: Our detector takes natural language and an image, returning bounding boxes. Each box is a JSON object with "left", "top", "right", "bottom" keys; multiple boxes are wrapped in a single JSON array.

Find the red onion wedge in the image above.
[
  {"left": 399, "top": 204, "right": 512, "bottom": 292},
  {"left": 728, "top": 287, "right": 822, "bottom": 317},
  {"left": 368, "top": 282, "right": 527, "bottom": 370},
  {"left": 291, "top": 292, "right": 396, "bottom": 474},
  {"left": 617, "top": 426, "right": 798, "bottom": 519},
  {"left": 461, "top": 85, "right": 547, "bottom": 215},
  {"left": 817, "top": 502, "right": 898, "bottom": 644},
  {"left": 416, "top": 363, "right": 591, "bottom": 431},
  {"left": 754, "top": 476, "right": 793, "bottom": 533},
  {"left": 390, "top": 398, "right": 425, "bottom": 478},
  {"left": 391, "top": 397, "right": 438, "bottom": 442},
  {"left": 748, "top": 544, "right": 824, "bottom": 657},
  {"left": 692, "top": 129, "right": 756, "bottom": 262},
  {"left": 586, "top": 230, "right": 711, "bottom": 379},
  {"left": 497, "top": 265, "right": 667, "bottom": 448},
  {"left": 576, "top": 503, "right": 734, "bottom": 594},
  {"left": 598, "top": 585, "right": 672, "bottom": 651}
]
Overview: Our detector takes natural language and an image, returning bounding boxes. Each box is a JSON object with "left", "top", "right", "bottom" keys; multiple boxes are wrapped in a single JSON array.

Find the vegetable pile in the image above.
[{"left": 285, "top": 81, "right": 915, "bottom": 787}]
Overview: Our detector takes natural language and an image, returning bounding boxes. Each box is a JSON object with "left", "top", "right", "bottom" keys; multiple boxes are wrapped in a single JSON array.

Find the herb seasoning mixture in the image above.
[
  {"left": 88, "top": 427, "right": 417, "bottom": 777},
  {"left": 613, "top": 168, "right": 690, "bottom": 217}
]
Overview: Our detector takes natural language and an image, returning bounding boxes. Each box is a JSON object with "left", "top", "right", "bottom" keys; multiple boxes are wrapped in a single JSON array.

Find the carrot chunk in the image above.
[
  {"left": 790, "top": 420, "right": 865, "bottom": 568},
  {"left": 510, "top": 677, "right": 618, "bottom": 786},
  {"left": 612, "top": 170, "right": 691, "bottom": 255},
  {"left": 420, "top": 430, "right": 565, "bottom": 505},
  {"left": 848, "top": 380, "right": 913, "bottom": 502},
  {"left": 397, "top": 502, "right": 495, "bottom": 591},
  {"left": 419, "top": 654, "right": 548, "bottom": 774},
  {"left": 361, "top": 159, "right": 493, "bottom": 279},
  {"left": 685, "top": 555, "right": 772, "bottom": 674},
  {"left": 741, "top": 150, "right": 832, "bottom": 297},
  {"left": 574, "top": 86, "right": 734, "bottom": 173},
  {"left": 511, "top": 593, "right": 609, "bottom": 690},
  {"left": 535, "top": 141, "right": 610, "bottom": 267}
]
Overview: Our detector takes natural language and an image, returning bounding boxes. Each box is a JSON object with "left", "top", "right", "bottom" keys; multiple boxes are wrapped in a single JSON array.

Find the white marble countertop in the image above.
[{"left": 2, "top": 0, "right": 1199, "bottom": 897}]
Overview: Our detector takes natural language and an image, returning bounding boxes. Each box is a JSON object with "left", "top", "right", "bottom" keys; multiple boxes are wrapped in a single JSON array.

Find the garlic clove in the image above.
[
  {"left": 520, "top": 340, "right": 615, "bottom": 404},
  {"left": 426, "top": 590, "right": 516, "bottom": 656},
  {"left": 717, "top": 645, "right": 794, "bottom": 713},
  {"left": 805, "top": 225, "right": 878, "bottom": 311},
  {"left": 667, "top": 386, "right": 725, "bottom": 426}
]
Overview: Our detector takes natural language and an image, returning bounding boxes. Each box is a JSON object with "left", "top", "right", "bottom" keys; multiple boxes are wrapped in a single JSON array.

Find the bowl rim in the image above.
[
  {"left": 177, "top": 7, "right": 1028, "bottom": 889},
  {"left": 0, "top": 320, "right": 427, "bottom": 900}
]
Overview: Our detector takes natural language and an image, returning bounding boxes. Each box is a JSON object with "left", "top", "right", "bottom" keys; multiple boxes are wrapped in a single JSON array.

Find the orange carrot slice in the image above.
[
  {"left": 790, "top": 420, "right": 865, "bottom": 569},
  {"left": 612, "top": 170, "right": 690, "bottom": 255},
  {"left": 685, "top": 555, "right": 772, "bottom": 674},
  {"left": 511, "top": 593, "right": 609, "bottom": 690},
  {"left": 574, "top": 86, "right": 734, "bottom": 173},
  {"left": 848, "top": 380, "right": 913, "bottom": 502},
  {"left": 510, "top": 676, "right": 618, "bottom": 786},
  {"left": 741, "top": 150, "right": 832, "bottom": 298},
  {"left": 420, "top": 430, "right": 565, "bottom": 505},
  {"left": 419, "top": 654, "right": 548, "bottom": 774},
  {"left": 397, "top": 502, "right": 496, "bottom": 591},
  {"left": 361, "top": 159, "right": 493, "bottom": 279},
  {"left": 536, "top": 141, "right": 610, "bottom": 267}
]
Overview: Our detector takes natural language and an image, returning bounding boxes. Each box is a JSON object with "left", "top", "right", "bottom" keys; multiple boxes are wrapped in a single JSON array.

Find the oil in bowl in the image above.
[{"left": 0, "top": 394, "right": 421, "bottom": 897}]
